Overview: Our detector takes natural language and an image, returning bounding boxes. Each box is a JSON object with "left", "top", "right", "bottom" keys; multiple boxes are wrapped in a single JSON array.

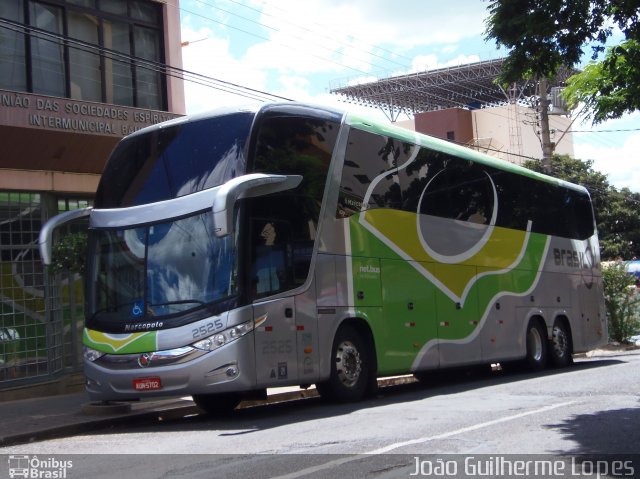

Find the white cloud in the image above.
[
  {"left": 572, "top": 111, "right": 640, "bottom": 192},
  {"left": 258, "top": 0, "right": 489, "bottom": 47},
  {"left": 411, "top": 54, "right": 482, "bottom": 73},
  {"left": 181, "top": 26, "right": 270, "bottom": 112},
  {"left": 575, "top": 131, "right": 640, "bottom": 192},
  {"left": 179, "top": 0, "right": 497, "bottom": 113}
]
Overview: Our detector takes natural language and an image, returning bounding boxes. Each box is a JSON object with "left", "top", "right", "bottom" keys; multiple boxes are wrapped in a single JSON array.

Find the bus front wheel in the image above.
[
  {"left": 192, "top": 392, "right": 242, "bottom": 416},
  {"left": 316, "top": 325, "right": 374, "bottom": 402}
]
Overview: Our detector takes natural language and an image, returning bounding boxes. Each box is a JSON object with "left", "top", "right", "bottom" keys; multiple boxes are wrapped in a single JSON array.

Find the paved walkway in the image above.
[{"left": 0, "top": 386, "right": 319, "bottom": 447}]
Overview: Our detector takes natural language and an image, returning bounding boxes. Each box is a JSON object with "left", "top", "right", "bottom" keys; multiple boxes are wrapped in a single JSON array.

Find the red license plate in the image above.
[{"left": 133, "top": 377, "right": 162, "bottom": 391}]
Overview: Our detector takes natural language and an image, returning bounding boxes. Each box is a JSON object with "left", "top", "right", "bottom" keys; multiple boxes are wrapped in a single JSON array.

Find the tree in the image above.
[
  {"left": 485, "top": 0, "right": 640, "bottom": 85},
  {"left": 485, "top": 1, "right": 640, "bottom": 162},
  {"left": 523, "top": 154, "right": 640, "bottom": 260},
  {"left": 563, "top": 40, "right": 640, "bottom": 124}
]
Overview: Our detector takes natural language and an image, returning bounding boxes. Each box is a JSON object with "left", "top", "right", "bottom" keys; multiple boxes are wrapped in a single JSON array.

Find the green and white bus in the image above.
[{"left": 40, "top": 102, "right": 606, "bottom": 412}]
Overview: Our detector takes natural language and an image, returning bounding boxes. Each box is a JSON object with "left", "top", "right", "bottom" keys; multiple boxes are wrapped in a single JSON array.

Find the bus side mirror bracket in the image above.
[
  {"left": 39, "top": 207, "right": 93, "bottom": 265},
  {"left": 212, "top": 173, "right": 302, "bottom": 237}
]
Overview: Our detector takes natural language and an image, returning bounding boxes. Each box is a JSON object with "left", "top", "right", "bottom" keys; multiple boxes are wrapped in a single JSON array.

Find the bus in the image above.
[{"left": 39, "top": 102, "right": 607, "bottom": 412}]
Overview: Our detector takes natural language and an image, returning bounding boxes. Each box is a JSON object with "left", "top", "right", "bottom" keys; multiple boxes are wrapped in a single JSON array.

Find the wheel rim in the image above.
[
  {"left": 527, "top": 326, "right": 543, "bottom": 362},
  {"left": 552, "top": 325, "right": 568, "bottom": 358},
  {"left": 335, "top": 340, "right": 362, "bottom": 387}
]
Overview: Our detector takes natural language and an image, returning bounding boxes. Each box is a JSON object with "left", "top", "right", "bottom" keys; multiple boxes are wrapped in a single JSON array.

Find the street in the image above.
[{"left": 1, "top": 350, "right": 639, "bottom": 478}]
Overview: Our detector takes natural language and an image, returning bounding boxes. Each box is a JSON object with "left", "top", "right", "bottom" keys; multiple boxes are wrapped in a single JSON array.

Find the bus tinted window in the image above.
[
  {"left": 337, "top": 127, "right": 594, "bottom": 240},
  {"left": 248, "top": 115, "right": 338, "bottom": 299},
  {"left": 95, "top": 112, "right": 253, "bottom": 207},
  {"left": 337, "top": 129, "right": 407, "bottom": 218},
  {"left": 418, "top": 160, "right": 494, "bottom": 226}
]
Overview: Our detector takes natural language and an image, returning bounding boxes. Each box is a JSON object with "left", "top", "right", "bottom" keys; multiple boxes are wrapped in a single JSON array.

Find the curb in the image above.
[{"left": 0, "top": 376, "right": 416, "bottom": 447}]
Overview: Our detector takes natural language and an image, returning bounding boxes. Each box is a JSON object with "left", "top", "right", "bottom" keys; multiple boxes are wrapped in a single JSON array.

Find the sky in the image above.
[{"left": 176, "top": 0, "right": 640, "bottom": 193}]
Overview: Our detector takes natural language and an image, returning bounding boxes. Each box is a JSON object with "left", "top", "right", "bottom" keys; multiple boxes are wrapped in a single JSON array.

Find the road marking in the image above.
[{"left": 270, "top": 401, "right": 575, "bottom": 479}]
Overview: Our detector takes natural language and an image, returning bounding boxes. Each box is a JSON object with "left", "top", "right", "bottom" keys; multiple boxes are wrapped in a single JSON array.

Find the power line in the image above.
[
  {"left": 175, "top": 0, "right": 548, "bottom": 130},
  {"left": 178, "top": 0, "right": 517, "bottom": 118},
  {"left": 5, "top": 13, "right": 637, "bottom": 201},
  {"left": 176, "top": 1, "right": 378, "bottom": 77},
  {"left": 0, "top": 18, "right": 292, "bottom": 103},
  {"left": 217, "top": 0, "right": 416, "bottom": 71},
  {"left": 448, "top": 137, "right": 640, "bottom": 203},
  {"left": 570, "top": 128, "right": 640, "bottom": 133}
]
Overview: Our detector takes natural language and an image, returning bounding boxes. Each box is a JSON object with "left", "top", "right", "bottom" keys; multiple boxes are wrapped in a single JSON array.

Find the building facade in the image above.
[
  {"left": 0, "top": 0, "right": 185, "bottom": 388},
  {"left": 398, "top": 105, "right": 575, "bottom": 166}
]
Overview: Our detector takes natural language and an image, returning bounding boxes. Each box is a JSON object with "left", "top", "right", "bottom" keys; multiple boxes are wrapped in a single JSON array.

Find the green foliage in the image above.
[
  {"left": 602, "top": 262, "right": 640, "bottom": 342},
  {"left": 485, "top": 0, "right": 640, "bottom": 121},
  {"left": 485, "top": 0, "right": 640, "bottom": 85},
  {"left": 523, "top": 155, "right": 640, "bottom": 260},
  {"left": 485, "top": 0, "right": 601, "bottom": 83},
  {"left": 49, "top": 232, "right": 87, "bottom": 275},
  {"left": 564, "top": 40, "right": 640, "bottom": 124}
]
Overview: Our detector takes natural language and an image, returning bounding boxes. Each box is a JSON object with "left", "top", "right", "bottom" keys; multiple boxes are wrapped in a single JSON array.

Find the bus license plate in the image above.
[{"left": 133, "top": 377, "right": 162, "bottom": 391}]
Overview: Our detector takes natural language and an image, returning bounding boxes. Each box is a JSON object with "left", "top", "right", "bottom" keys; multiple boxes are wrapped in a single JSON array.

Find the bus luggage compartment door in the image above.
[{"left": 253, "top": 297, "right": 299, "bottom": 386}]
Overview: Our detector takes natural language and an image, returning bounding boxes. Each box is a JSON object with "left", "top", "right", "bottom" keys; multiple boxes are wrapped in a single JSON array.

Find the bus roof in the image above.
[{"left": 124, "top": 102, "right": 588, "bottom": 195}]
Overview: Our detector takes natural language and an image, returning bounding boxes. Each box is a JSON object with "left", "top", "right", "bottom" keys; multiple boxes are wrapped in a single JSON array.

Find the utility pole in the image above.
[{"left": 538, "top": 77, "right": 554, "bottom": 172}]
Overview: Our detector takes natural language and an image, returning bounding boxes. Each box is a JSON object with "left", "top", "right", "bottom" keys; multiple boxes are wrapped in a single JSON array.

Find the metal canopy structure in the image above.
[{"left": 330, "top": 58, "right": 575, "bottom": 122}]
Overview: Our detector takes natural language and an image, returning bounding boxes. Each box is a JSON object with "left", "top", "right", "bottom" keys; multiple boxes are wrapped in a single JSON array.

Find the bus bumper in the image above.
[{"left": 83, "top": 335, "right": 256, "bottom": 401}]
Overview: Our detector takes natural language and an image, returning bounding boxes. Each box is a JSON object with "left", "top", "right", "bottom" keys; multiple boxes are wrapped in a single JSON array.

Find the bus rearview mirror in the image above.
[
  {"left": 212, "top": 173, "right": 302, "bottom": 237},
  {"left": 39, "top": 207, "right": 93, "bottom": 265}
]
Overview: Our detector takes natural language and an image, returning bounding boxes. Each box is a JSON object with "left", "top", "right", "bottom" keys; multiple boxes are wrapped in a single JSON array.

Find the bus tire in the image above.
[
  {"left": 525, "top": 320, "right": 548, "bottom": 372},
  {"left": 192, "top": 393, "right": 242, "bottom": 415},
  {"left": 549, "top": 320, "right": 573, "bottom": 368},
  {"left": 316, "top": 325, "right": 373, "bottom": 402}
]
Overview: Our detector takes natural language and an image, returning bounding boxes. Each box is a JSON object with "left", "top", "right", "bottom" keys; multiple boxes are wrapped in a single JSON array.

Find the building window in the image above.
[
  {"left": 0, "top": 3, "right": 27, "bottom": 91},
  {"left": 68, "top": 10, "right": 101, "bottom": 102},
  {"left": 0, "top": 0, "right": 166, "bottom": 110},
  {"left": 446, "top": 131, "right": 455, "bottom": 141},
  {"left": 30, "top": 2, "right": 66, "bottom": 97}
]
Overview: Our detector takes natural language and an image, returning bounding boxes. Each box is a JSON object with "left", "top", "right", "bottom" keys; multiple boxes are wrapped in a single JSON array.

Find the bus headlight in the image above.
[
  {"left": 83, "top": 346, "right": 105, "bottom": 362},
  {"left": 192, "top": 321, "right": 254, "bottom": 351}
]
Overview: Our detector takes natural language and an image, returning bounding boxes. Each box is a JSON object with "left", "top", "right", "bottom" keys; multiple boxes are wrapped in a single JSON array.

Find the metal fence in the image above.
[{"left": 0, "top": 191, "right": 90, "bottom": 388}]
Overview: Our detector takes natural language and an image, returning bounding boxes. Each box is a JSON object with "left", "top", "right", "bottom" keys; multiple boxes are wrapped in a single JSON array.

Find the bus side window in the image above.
[{"left": 251, "top": 219, "right": 289, "bottom": 298}]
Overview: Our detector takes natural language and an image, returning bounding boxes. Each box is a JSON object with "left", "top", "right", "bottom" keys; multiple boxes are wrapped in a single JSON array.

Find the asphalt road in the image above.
[{"left": 2, "top": 351, "right": 640, "bottom": 478}]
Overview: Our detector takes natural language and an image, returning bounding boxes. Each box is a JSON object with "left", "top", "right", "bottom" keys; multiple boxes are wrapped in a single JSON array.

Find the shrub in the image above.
[
  {"left": 49, "top": 232, "right": 87, "bottom": 275},
  {"left": 602, "top": 262, "right": 640, "bottom": 343}
]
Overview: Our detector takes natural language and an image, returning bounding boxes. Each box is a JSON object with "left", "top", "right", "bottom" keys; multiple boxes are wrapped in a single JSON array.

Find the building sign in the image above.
[{"left": 0, "top": 89, "right": 183, "bottom": 138}]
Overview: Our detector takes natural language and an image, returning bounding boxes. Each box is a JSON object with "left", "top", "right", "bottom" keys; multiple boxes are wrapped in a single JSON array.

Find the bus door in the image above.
[{"left": 253, "top": 297, "right": 299, "bottom": 386}]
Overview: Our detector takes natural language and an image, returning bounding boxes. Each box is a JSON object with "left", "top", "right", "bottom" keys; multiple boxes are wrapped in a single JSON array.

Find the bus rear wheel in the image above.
[
  {"left": 192, "top": 393, "right": 242, "bottom": 416},
  {"left": 550, "top": 320, "right": 573, "bottom": 368},
  {"left": 525, "top": 320, "right": 548, "bottom": 371},
  {"left": 316, "top": 325, "right": 374, "bottom": 402}
]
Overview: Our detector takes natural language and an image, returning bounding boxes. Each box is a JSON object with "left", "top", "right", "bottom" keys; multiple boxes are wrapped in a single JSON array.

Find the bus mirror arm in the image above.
[
  {"left": 39, "top": 207, "right": 93, "bottom": 265},
  {"left": 212, "top": 173, "right": 302, "bottom": 237}
]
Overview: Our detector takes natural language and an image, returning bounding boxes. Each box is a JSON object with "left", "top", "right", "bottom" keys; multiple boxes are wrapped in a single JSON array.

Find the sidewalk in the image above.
[
  {"left": 0, "top": 374, "right": 419, "bottom": 448},
  {"left": 0, "top": 385, "right": 322, "bottom": 448}
]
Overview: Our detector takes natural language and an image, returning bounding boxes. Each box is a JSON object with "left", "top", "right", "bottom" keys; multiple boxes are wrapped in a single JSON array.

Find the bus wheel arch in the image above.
[
  {"left": 524, "top": 316, "right": 548, "bottom": 372},
  {"left": 549, "top": 316, "right": 573, "bottom": 368},
  {"left": 316, "top": 318, "right": 377, "bottom": 401},
  {"left": 192, "top": 392, "right": 243, "bottom": 415}
]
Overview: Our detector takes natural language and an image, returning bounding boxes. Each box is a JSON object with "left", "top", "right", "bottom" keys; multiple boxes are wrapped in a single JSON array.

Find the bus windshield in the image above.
[
  {"left": 87, "top": 210, "right": 237, "bottom": 326},
  {"left": 94, "top": 111, "right": 253, "bottom": 208}
]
